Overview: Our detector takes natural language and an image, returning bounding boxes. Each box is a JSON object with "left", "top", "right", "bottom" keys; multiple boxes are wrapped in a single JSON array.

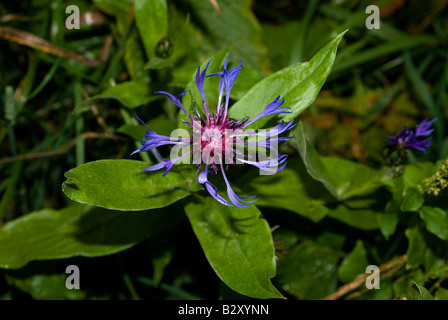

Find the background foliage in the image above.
[{"left": 1, "top": 0, "right": 447, "bottom": 300}]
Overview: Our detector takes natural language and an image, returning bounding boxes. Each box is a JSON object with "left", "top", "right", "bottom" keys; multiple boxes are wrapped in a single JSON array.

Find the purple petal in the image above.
[
  {"left": 244, "top": 96, "right": 289, "bottom": 127},
  {"left": 142, "top": 160, "right": 173, "bottom": 177},
  {"left": 156, "top": 90, "right": 191, "bottom": 117},
  {"left": 198, "top": 170, "right": 232, "bottom": 206},
  {"left": 196, "top": 59, "right": 213, "bottom": 105},
  {"left": 220, "top": 164, "right": 256, "bottom": 208},
  {"left": 415, "top": 118, "right": 436, "bottom": 137}
]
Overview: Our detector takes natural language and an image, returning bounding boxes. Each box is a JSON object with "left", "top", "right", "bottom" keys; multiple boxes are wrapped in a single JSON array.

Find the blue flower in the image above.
[
  {"left": 389, "top": 118, "right": 436, "bottom": 153},
  {"left": 131, "top": 57, "right": 295, "bottom": 207}
]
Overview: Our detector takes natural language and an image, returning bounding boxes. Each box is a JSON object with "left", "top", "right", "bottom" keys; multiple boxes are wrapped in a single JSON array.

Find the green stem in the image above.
[
  {"left": 117, "top": 256, "right": 140, "bottom": 300},
  {"left": 74, "top": 79, "right": 85, "bottom": 166}
]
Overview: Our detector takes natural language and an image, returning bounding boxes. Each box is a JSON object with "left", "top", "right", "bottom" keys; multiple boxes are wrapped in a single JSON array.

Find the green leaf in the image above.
[
  {"left": 74, "top": 81, "right": 158, "bottom": 113},
  {"left": 228, "top": 66, "right": 264, "bottom": 101},
  {"left": 62, "top": 160, "right": 201, "bottom": 211},
  {"left": 405, "top": 226, "right": 448, "bottom": 278},
  {"left": 291, "top": 122, "right": 381, "bottom": 200},
  {"left": 403, "top": 162, "right": 438, "bottom": 187},
  {"left": 400, "top": 187, "right": 424, "bottom": 212},
  {"left": 320, "top": 157, "right": 381, "bottom": 200},
  {"left": 184, "top": 0, "right": 268, "bottom": 68},
  {"left": 275, "top": 241, "right": 340, "bottom": 299},
  {"left": 124, "top": 30, "right": 150, "bottom": 81},
  {"left": 118, "top": 113, "right": 177, "bottom": 141},
  {"left": 92, "top": 0, "right": 130, "bottom": 16},
  {"left": 408, "top": 282, "right": 434, "bottom": 300},
  {"left": 134, "top": 0, "right": 168, "bottom": 60},
  {"left": 117, "top": 123, "right": 147, "bottom": 142},
  {"left": 383, "top": 162, "right": 437, "bottom": 213},
  {"left": 435, "top": 287, "right": 448, "bottom": 300},
  {"left": 4, "top": 86, "right": 16, "bottom": 124},
  {"left": 145, "top": 57, "right": 174, "bottom": 70},
  {"left": 291, "top": 122, "right": 338, "bottom": 197},
  {"left": 356, "top": 278, "right": 394, "bottom": 300},
  {"left": 327, "top": 204, "right": 379, "bottom": 230},
  {"left": 184, "top": 197, "right": 284, "bottom": 299},
  {"left": 238, "top": 159, "right": 331, "bottom": 222},
  {"left": 419, "top": 206, "right": 448, "bottom": 241},
  {"left": 0, "top": 203, "right": 186, "bottom": 269},
  {"left": 338, "top": 240, "right": 369, "bottom": 283},
  {"left": 377, "top": 209, "right": 400, "bottom": 240},
  {"left": 101, "top": 81, "right": 155, "bottom": 108},
  {"left": 228, "top": 30, "right": 346, "bottom": 130},
  {"left": 392, "top": 269, "right": 426, "bottom": 298},
  {"left": 4, "top": 261, "right": 86, "bottom": 299}
]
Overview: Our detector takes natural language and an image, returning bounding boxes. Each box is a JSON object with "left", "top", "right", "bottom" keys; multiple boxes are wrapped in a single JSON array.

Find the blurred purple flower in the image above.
[
  {"left": 388, "top": 118, "right": 436, "bottom": 153},
  {"left": 131, "top": 56, "right": 294, "bottom": 207}
]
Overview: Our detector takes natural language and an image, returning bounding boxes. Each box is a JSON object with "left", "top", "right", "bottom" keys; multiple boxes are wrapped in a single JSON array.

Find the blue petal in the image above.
[
  {"left": 244, "top": 96, "right": 289, "bottom": 127},
  {"left": 198, "top": 170, "right": 232, "bottom": 206},
  {"left": 220, "top": 165, "right": 256, "bottom": 208},
  {"left": 156, "top": 90, "right": 191, "bottom": 117}
]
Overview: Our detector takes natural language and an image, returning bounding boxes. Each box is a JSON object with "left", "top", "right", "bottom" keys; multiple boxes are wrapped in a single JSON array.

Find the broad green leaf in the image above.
[
  {"left": 184, "top": 0, "right": 268, "bottom": 68},
  {"left": 0, "top": 203, "right": 186, "bottom": 269},
  {"left": 338, "top": 240, "right": 368, "bottom": 283},
  {"left": 291, "top": 121, "right": 338, "bottom": 198},
  {"left": 275, "top": 241, "right": 340, "bottom": 299},
  {"left": 92, "top": 0, "right": 130, "bottom": 16},
  {"left": 377, "top": 209, "right": 400, "bottom": 240},
  {"left": 383, "top": 162, "right": 438, "bottom": 213},
  {"left": 407, "top": 283, "right": 434, "bottom": 300},
  {"left": 400, "top": 186, "right": 424, "bottom": 212},
  {"left": 357, "top": 278, "right": 394, "bottom": 300},
  {"left": 320, "top": 157, "right": 381, "bottom": 199},
  {"left": 291, "top": 122, "right": 381, "bottom": 200},
  {"left": 62, "top": 160, "right": 201, "bottom": 211},
  {"left": 403, "top": 161, "right": 438, "bottom": 187},
  {"left": 145, "top": 58, "right": 174, "bottom": 70},
  {"left": 74, "top": 81, "right": 158, "bottom": 113},
  {"left": 238, "top": 159, "right": 331, "bottom": 222},
  {"left": 118, "top": 113, "right": 177, "bottom": 141},
  {"left": 405, "top": 226, "right": 448, "bottom": 278},
  {"left": 327, "top": 204, "right": 379, "bottom": 230},
  {"left": 134, "top": 0, "right": 168, "bottom": 60},
  {"left": 124, "top": 30, "right": 150, "bottom": 81},
  {"left": 184, "top": 197, "right": 284, "bottom": 299},
  {"left": 392, "top": 269, "right": 426, "bottom": 298},
  {"left": 4, "top": 261, "right": 86, "bottom": 299},
  {"left": 419, "top": 206, "right": 448, "bottom": 241},
  {"left": 117, "top": 123, "right": 147, "bottom": 142},
  {"left": 100, "top": 81, "right": 155, "bottom": 108},
  {"left": 228, "top": 66, "right": 264, "bottom": 101},
  {"left": 382, "top": 176, "right": 412, "bottom": 212},
  {"left": 435, "top": 287, "right": 448, "bottom": 300},
  {"left": 405, "top": 226, "right": 427, "bottom": 270},
  {"left": 228, "top": 30, "right": 346, "bottom": 130}
]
